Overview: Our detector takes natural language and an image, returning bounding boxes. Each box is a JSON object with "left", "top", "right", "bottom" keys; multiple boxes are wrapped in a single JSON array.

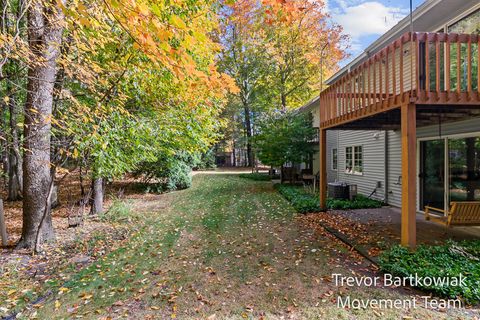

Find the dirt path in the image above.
[{"left": 14, "top": 174, "right": 480, "bottom": 319}]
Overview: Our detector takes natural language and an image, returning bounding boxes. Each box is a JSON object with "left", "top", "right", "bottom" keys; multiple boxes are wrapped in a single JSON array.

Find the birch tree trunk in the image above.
[{"left": 17, "top": 0, "right": 65, "bottom": 249}]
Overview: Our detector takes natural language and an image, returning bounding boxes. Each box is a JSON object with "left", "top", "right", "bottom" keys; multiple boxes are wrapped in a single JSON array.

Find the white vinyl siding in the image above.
[
  {"left": 387, "top": 130, "right": 402, "bottom": 208},
  {"left": 326, "top": 131, "right": 386, "bottom": 202},
  {"left": 326, "top": 131, "right": 339, "bottom": 182}
]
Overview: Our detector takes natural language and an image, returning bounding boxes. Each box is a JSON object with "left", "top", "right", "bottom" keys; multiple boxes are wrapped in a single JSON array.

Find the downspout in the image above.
[
  {"left": 336, "top": 131, "right": 340, "bottom": 182},
  {"left": 384, "top": 130, "right": 389, "bottom": 204}
]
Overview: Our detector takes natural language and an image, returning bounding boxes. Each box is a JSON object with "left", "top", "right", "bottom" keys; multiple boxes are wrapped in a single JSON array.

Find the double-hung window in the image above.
[
  {"left": 332, "top": 148, "right": 338, "bottom": 171},
  {"left": 345, "top": 146, "right": 363, "bottom": 175}
]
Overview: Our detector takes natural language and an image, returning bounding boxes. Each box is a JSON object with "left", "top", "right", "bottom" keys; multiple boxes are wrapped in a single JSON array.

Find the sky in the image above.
[{"left": 327, "top": 0, "right": 424, "bottom": 66}]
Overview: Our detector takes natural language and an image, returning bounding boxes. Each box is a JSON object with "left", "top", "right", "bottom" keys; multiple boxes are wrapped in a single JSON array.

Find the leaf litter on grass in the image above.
[{"left": 12, "top": 174, "right": 480, "bottom": 319}]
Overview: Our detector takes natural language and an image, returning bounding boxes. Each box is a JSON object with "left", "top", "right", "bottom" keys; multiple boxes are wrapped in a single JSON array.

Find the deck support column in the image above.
[
  {"left": 401, "top": 102, "right": 417, "bottom": 248},
  {"left": 319, "top": 128, "right": 327, "bottom": 211}
]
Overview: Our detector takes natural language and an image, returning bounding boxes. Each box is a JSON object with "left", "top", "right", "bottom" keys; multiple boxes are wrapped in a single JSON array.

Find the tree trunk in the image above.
[
  {"left": 7, "top": 86, "right": 23, "bottom": 201},
  {"left": 244, "top": 106, "right": 253, "bottom": 167},
  {"left": 281, "top": 93, "right": 287, "bottom": 111},
  {"left": 7, "top": 152, "right": 21, "bottom": 200},
  {"left": 90, "top": 178, "right": 104, "bottom": 215},
  {"left": 232, "top": 141, "right": 236, "bottom": 167},
  {"left": 17, "top": 0, "right": 65, "bottom": 249},
  {"left": 1, "top": 106, "right": 9, "bottom": 188},
  {"left": 280, "top": 71, "right": 287, "bottom": 111}
]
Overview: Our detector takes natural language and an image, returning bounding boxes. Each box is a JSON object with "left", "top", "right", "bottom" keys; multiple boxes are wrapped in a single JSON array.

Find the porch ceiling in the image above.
[{"left": 328, "top": 105, "right": 480, "bottom": 131}]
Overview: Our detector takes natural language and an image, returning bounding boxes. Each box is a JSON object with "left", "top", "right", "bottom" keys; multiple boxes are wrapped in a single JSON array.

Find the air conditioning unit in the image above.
[
  {"left": 328, "top": 182, "right": 357, "bottom": 200},
  {"left": 328, "top": 182, "right": 349, "bottom": 200}
]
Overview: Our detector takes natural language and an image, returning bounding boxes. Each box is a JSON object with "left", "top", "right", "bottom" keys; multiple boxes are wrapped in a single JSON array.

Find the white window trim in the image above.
[
  {"left": 331, "top": 148, "right": 338, "bottom": 171},
  {"left": 345, "top": 145, "right": 364, "bottom": 176}
]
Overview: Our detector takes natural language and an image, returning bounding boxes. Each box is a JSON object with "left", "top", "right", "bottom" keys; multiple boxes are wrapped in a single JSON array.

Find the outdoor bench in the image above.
[{"left": 424, "top": 202, "right": 480, "bottom": 228}]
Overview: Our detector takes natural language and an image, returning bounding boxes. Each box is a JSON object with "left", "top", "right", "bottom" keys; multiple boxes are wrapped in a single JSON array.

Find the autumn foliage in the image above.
[
  {"left": 0, "top": 0, "right": 239, "bottom": 250},
  {"left": 218, "top": 0, "right": 345, "bottom": 166}
]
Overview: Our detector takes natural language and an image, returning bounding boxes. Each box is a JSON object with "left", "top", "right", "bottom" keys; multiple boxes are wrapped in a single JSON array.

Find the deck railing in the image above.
[{"left": 319, "top": 32, "right": 480, "bottom": 128}]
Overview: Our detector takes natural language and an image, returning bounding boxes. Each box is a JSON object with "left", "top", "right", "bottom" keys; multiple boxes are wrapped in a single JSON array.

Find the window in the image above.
[
  {"left": 345, "top": 146, "right": 363, "bottom": 175},
  {"left": 447, "top": 9, "right": 480, "bottom": 92},
  {"left": 447, "top": 9, "right": 480, "bottom": 34},
  {"left": 354, "top": 146, "right": 363, "bottom": 174},
  {"left": 432, "top": 9, "right": 480, "bottom": 92},
  {"left": 332, "top": 148, "right": 338, "bottom": 170}
]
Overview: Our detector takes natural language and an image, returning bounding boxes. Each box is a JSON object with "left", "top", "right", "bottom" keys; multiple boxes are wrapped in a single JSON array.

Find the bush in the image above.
[
  {"left": 135, "top": 152, "right": 193, "bottom": 193},
  {"left": 379, "top": 241, "right": 480, "bottom": 304},
  {"left": 100, "top": 199, "right": 133, "bottom": 222},
  {"left": 239, "top": 173, "right": 272, "bottom": 181},
  {"left": 274, "top": 184, "right": 383, "bottom": 213},
  {"left": 326, "top": 194, "right": 383, "bottom": 210},
  {"left": 165, "top": 160, "right": 192, "bottom": 190},
  {"left": 274, "top": 184, "right": 320, "bottom": 213},
  {"left": 194, "top": 149, "right": 216, "bottom": 170}
]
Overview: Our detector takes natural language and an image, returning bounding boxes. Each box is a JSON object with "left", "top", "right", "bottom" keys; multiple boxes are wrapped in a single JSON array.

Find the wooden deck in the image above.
[
  {"left": 318, "top": 32, "right": 480, "bottom": 247},
  {"left": 319, "top": 32, "right": 480, "bottom": 129}
]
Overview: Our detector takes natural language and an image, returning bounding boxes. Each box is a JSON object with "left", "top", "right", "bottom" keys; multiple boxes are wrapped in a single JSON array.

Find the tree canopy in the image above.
[
  {"left": 0, "top": 0, "right": 344, "bottom": 250},
  {"left": 254, "top": 111, "right": 317, "bottom": 167},
  {"left": 217, "top": 0, "right": 345, "bottom": 167}
]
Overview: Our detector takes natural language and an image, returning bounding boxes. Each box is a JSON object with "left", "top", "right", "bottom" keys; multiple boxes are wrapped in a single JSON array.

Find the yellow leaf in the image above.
[
  {"left": 3, "top": 96, "right": 9, "bottom": 103},
  {"left": 81, "top": 293, "right": 93, "bottom": 300},
  {"left": 79, "top": 17, "right": 91, "bottom": 27},
  {"left": 170, "top": 15, "right": 186, "bottom": 29},
  {"left": 138, "top": 3, "right": 150, "bottom": 16},
  {"left": 54, "top": 300, "right": 61, "bottom": 311},
  {"left": 58, "top": 287, "right": 70, "bottom": 295},
  {"left": 77, "top": 3, "right": 87, "bottom": 14}
]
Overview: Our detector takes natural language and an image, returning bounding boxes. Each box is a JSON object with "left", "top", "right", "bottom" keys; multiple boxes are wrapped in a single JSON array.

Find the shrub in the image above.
[
  {"left": 379, "top": 241, "right": 480, "bottom": 304},
  {"left": 135, "top": 152, "right": 193, "bottom": 192},
  {"left": 194, "top": 149, "right": 216, "bottom": 170},
  {"left": 239, "top": 173, "right": 272, "bottom": 181},
  {"left": 274, "top": 184, "right": 320, "bottom": 213},
  {"left": 274, "top": 184, "right": 383, "bottom": 213},
  {"left": 164, "top": 160, "right": 192, "bottom": 190},
  {"left": 326, "top": 194, "right": 383, "bottom": 210},
  {"left": 101, "top": 199, "right": 133, "bottom": 222}
]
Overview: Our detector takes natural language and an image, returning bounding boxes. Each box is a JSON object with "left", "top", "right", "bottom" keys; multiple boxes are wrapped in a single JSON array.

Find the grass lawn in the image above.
[{"left": 15, "top": 174, "right": 479, "bottom": 319}]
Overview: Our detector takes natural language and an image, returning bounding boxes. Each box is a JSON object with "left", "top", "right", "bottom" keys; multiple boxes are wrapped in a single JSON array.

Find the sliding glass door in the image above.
[
  {"left": 449, "top": 137, "right": 480, "bottom": 202},
  {"left": 420, "top": 134, "right": 480, "bottom": 212},
  {"left": 420, "top": 139, "right": 446, "bottom": 210}
]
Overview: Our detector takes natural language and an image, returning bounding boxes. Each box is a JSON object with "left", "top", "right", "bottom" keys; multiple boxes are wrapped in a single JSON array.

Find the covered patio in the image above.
[
  {"left": 318, "top": 32, "right": 480, "bottom": 247},
  {"left": 339, "top": 207, "right": 480, "bottom": 244},
  {"left": 310, "top": 207, "right": 480, "bottom": 261}
]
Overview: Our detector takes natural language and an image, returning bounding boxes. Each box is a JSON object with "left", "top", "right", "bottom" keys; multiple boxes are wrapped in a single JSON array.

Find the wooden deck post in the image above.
[
  {"left": 319, "top": 128, "right": 327, "bottom": 211},
  {"left": 401, "top": 102, "right": 416, "bottom": 247}
]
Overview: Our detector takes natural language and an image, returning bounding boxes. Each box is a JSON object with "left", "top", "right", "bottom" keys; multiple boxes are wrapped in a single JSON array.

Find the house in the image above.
[{"left": 303, "top": 0, "right": 480, "bottom": 247}]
